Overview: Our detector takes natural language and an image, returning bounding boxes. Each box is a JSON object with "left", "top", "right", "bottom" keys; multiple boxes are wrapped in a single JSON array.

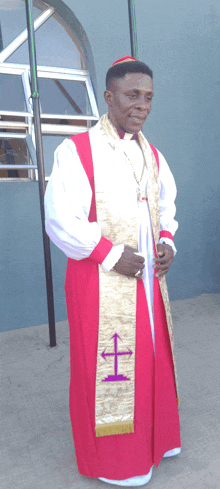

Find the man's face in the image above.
[{"left": 104, "top": 72, "right": 153, "bottom": 133}]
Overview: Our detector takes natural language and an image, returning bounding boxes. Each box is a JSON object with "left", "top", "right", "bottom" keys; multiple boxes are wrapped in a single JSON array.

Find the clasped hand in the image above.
[
  {"left": 153, "top": 243, "right": 174, "bottom": 278},
  {"left": 113, "top": 245, "right": 145, "bottom": 279},
  {"left": 113, "top": 243, "right": 174, "bottom": 279}
]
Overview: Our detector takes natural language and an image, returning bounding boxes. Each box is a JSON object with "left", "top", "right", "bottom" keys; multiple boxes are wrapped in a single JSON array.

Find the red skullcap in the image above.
[{"left": 111, "top": 56, "right": 137, "bottom": 66}]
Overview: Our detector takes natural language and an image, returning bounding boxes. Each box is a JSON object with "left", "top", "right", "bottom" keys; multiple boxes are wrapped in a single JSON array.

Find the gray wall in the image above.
[
  {"left": 135, "top": 0, "right": 220, "bottom": 299},
  {"left": 65, "top": 0, "right": 220, "bottom": 299},
  {"left": 0, "top": 183, "right": 67, "bottom": 333},
  {"left": 1, "top": 0, "right": 220, "bottom": 332}
]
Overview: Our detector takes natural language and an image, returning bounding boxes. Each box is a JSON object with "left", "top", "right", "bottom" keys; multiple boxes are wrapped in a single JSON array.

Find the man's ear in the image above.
[{"left": 104, "top": 90, "right": 113, "bottom": 107}]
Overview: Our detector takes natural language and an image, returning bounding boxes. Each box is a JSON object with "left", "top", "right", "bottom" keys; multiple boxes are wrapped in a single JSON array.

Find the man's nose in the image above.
[{"left": 135, "top": 97, "right": 149, "bottom": 110}]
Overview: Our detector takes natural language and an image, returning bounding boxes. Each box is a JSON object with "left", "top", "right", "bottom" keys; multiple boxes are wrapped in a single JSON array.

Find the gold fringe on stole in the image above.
[{"left": 95, "top": 421, "right": 134, "bottom": 437}]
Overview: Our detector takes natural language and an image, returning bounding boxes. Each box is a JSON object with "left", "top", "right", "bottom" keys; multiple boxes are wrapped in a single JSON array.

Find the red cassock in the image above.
[{"left": 64, "top": 133, "right": 181, "bottom": 481}]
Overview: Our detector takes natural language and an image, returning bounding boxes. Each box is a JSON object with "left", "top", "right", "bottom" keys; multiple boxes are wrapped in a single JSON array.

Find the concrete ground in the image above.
[{"left": 1, "top": 293, "right": 220, "bottom": 489}]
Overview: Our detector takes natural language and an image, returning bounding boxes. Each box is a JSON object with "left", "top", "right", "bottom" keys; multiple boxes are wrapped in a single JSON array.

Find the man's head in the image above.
[{"left": 104, "top": 58, "right": 153, "bottom": 134}]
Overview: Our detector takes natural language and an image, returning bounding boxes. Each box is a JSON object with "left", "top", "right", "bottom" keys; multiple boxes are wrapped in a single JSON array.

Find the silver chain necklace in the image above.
[{"left": 123, "top": 150, "right": 147, "bottom": 202}]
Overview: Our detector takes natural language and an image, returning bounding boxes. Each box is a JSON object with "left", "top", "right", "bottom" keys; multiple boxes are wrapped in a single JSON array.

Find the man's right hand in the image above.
[{"left": 113, "top": 245, "right": 145, "bottom": 279}]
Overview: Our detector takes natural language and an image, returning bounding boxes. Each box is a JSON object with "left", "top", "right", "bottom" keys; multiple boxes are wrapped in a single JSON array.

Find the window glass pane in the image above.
[
  {"left": 0, "top": 74, "right": 27, "bottom": 112},
  {"left": 38, "top": 79, "right": 92, "bottom": 116},
  {"left": 0, "top": 137, "right": 28, "bottom": 178},
  {"left": 5, "top": 11, "right": 81, "bottom": 69},
  {"left": 33, "top": 14, "right": 81, "bottom": 69},
  {"left": 42, "top": 135, "right": 66, "bottom": 176},
  {"left": 0, "top": 2, "right": 41, "bottom": 50}
]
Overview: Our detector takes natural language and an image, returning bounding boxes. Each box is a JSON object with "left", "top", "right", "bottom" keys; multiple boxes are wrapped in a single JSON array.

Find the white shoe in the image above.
[
  {"left": 99, "top": 466, "right": 153, "bottom": 486},
  {"left": 99, "top": 447, "right": 181, "bottom": 486},
  {"left": 163, "top": 447, "right": 181, "bottom": 458}
]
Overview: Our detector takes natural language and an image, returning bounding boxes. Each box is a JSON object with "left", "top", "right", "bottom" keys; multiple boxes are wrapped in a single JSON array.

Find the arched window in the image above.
[{"left": 0, "top": 0, "right": 99, "bottom": 180}]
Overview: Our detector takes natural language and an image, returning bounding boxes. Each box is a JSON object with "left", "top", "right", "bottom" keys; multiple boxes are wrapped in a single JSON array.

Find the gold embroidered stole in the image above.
[
  {"left": 92, "top": 119, "right": 138, "bottom": 437},
  {"left": 93, "top": 115, "right": 179, "bottom": 438}
]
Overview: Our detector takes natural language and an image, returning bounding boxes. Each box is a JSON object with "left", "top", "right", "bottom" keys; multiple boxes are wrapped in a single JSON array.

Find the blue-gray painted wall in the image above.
[
  {"left": 1, "top": 0, "right": 220, "bottom": 332},
  {"left": 0, "top": 182, "right": 67, "bottom": 333}
]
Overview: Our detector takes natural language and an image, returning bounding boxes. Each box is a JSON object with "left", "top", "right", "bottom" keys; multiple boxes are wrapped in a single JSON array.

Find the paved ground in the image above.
[{"left": 1, "top": 293, "right": 220, "bottom": 489}]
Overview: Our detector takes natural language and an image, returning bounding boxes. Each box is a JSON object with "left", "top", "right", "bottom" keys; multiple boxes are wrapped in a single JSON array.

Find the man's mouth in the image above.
[{"left": 130, "top": 115, "right": 146, "bottom": 124}]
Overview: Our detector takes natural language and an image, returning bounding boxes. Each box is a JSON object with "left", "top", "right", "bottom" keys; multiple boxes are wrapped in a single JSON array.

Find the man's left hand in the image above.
[{"left": 153, "top": 243, "right": 174, "bottom": 278}]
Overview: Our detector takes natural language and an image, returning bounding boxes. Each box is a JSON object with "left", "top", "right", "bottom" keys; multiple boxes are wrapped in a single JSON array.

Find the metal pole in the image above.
[
  {"left": 0, "top": 21, "right": 3, "bottom": 53},
  {"left": 25, "top": 0, "right": 56, "bottom": 347},
  {"left": 127, "top": 0, "right": 138, "bottom": 59}
]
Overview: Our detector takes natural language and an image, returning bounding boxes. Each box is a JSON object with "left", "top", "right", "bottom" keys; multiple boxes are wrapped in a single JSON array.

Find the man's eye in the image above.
[{"left": 129, "top": 94, "right": 137, "bottom": 98}]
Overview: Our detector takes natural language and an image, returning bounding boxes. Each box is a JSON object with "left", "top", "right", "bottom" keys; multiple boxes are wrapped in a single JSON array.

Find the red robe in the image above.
[{"left": 64, "top": 133, "right": 181, "bottom": 480}]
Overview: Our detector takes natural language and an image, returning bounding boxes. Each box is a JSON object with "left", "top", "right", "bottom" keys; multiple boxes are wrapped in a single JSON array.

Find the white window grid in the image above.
[
  {"left": 0, "top": 63, "right": 99, "bottom": 120},
  {"left": 0, "top": 64, "right": 99, "bottom": 180},
  {"left": 0, "top": 4, "right": 99, "bottom": 180}
]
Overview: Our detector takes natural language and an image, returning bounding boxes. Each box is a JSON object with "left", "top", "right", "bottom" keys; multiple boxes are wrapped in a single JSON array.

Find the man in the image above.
[{"left": 45, "top": 56, "right": 181, "bottom": 486}]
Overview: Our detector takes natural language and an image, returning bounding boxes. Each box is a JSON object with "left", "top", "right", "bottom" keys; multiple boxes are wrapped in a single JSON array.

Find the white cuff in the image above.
[
  {"left": 101, "top": 244, "right": 125, "bottom": 272},
  {"left": 158, "top": 237, "right": 177, "bottom": 255}
]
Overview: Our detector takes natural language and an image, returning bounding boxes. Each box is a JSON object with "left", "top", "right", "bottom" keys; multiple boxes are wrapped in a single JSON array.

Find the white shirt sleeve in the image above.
[
  {"left": 45, "top": 140, "right": 178, "bottom": 264},
  {"left": 158, "top": 150, "right": 178, "bottom": 253},
  {"left": 45, "top": 139, "right": 102, "bottom": 260}
]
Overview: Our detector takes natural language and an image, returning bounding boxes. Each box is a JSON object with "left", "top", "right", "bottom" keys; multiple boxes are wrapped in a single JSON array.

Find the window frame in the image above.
[
  {"left": 0, "top": 0, "right": 99, "bottom": 182},
  {"left": 0, "top": 64, "right": 99, "bottom": 181},
  {"left": 0, "top": 63, "right": 99, "bottom": 120}
]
